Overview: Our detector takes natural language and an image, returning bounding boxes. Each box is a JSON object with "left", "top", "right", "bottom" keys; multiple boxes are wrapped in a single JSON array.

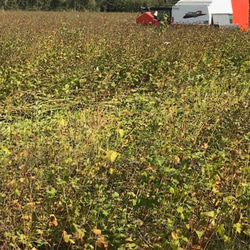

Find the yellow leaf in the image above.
[
  {"left": 75, "top": 232, "right": 85, "bottom": 239},
  {"left": 59, "top": 119, "right": 66, "bottom": 126},
  {"left": 111, "top": 151, "right": 118, "bottom": 162},
  {"left": 171, "top": 231, "right": 178, "bottom": 240},
  {"left": 192, "top": 245, "right": 202, "bottom": 249},
  {"left": 125, "top": 237, "right": 133, "bottom": 242},
  {"left": 93, "top": 228, "right": 102, "bottom": 235},
  {"left": 223, "top": 235, "right": 231, "bottom": 242},
  {"left": 169, "top": 187, "right": 175, "bottom": 194},
  {"left": 217, "top": 224, "right": 225, "bottom": 235},
  {"left": 173, "top": 155, "right": 180, "bottom": 164},
  {"left": 117, "top": 129, "right": 124, "bottom": 138},
  {"left": 62, "top": 231, "right": 75, "bottom": 244},
  {"left": 1, "top": 146, "right": 11, "bottom": 155},
  {"left": 63, "top": 231, "right": 70, "bottom": 243},
  {"left": 107, "top": 150, "right": 119, "bottom": 163},
  {"left": 109, "top": 168, "right": 114, "bottom": 174},
  {"left": 195, "top": 230, "right": 203, "bottom": 240},
  {"left": 36, "top": 229, "right": 44, "bottom": 235},
  {"left": 202, "top": 211, "right": 215, "bottom": 218},
  {"left": 177, "top": 206, "right": 184, "bottom": 213},
  {"left": 233, "top": 223, "right": 242, "bottom": 233},
  {"left": 26, "top": 202, "right": 36, "bottom": 208}
]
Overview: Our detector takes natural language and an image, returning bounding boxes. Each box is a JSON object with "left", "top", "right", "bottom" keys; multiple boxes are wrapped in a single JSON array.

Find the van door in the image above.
[{"left": 212, "top": 14, "right": 230, "bottom": 26}]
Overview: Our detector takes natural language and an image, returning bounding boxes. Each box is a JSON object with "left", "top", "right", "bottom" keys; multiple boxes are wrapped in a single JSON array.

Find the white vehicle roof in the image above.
[
  {"left": 175, "top": 0, "right": 233, "bottom": 14},
  {"left": 175, "top": 0, "right": 212, "bottom": 4}
]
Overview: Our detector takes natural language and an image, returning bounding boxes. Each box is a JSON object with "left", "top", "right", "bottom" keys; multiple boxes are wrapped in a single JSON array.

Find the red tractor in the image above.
[{"left": 136, "top": 6, "right": 172, "bottom": 27}]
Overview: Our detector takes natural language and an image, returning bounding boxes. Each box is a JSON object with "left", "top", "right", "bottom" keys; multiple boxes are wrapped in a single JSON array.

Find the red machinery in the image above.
[
  {"left": 231, "top": 0, "right": 249, "bottom": 30},
  {"left": 136, "top": 6, "right": 172, "bottom": 27},
  {"left": 136, "top": 11, "right": 160, "bottom": 26}
]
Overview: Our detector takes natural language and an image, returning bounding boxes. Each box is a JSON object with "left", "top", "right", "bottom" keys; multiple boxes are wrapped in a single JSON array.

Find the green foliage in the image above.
[
  {"left": 0, "top": 11, "right": 249, "bottom": 249},
  {"left": 0, "top": 0, "right": 172, "bottom": 11},
  {"left": 160, "top": 13, "right": 170, "bottom": 30}
]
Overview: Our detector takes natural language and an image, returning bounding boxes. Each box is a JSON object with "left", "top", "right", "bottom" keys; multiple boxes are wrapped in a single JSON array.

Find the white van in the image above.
[{"left": 172, "top": 0, "right": 233, "bottom": 26}]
